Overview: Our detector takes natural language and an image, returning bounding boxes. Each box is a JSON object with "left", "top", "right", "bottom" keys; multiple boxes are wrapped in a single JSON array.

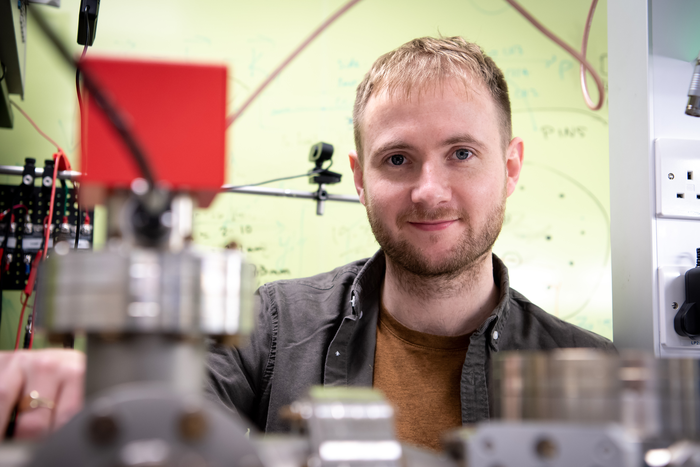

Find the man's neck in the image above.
[{"left": 381, "top": 252, "right": 500, "bottom": 337}]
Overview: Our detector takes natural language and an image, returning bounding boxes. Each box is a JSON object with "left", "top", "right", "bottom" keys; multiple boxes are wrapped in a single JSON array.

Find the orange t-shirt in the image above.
[{"left": 373, "top": 303, "right": 471, "bottom": 451}]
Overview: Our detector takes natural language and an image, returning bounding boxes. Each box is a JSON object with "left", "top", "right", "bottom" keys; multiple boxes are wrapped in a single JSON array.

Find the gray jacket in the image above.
[{"left": 207, "top": 251, "right": 615, "bottom": 432}]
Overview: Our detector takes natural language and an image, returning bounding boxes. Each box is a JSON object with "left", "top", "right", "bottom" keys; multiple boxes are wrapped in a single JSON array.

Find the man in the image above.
[
  {"left": 207, "top": 37, "right": 613, "bottom": 451},
  {"left": 0, "top": 36, "right": 613, "bottom": 450}
]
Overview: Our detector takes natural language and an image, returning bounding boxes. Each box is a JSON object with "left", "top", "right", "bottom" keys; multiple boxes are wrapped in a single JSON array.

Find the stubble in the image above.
[{"left": 366, "top": 191, "right": 506, "bottom": 297}]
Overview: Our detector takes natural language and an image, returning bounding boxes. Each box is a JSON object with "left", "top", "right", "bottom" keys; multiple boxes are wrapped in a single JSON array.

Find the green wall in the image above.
[{"left": 0, "top": 0, "right": 611, "bottom": 349}]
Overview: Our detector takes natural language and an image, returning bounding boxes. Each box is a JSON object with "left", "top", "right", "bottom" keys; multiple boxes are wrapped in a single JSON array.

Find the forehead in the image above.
[{"left": 360, "top": 79, "right": 500, "bottom": 156}]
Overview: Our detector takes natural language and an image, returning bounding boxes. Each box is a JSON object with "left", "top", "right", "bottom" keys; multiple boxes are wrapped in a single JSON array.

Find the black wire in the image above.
[
  {"left": 73, "top": 181, "right": 81, "bottom": 250},
  {"left": 225, "top": 159, "right": 334, "bottom": 190},
  {"left": 22, "top": 313, "right": 32, "bottom": 349},
  {"left": 75, "top": 69, "right": 81, "bottom": 110},
  {"left": 76, "top": 7, "right": 89, "bottom": 114},
  {"left": 29, "top": 5, "right": 158, "bottom": 189},
  {"left": 0, "top": 63, "right": 6, "bottom": 82}
]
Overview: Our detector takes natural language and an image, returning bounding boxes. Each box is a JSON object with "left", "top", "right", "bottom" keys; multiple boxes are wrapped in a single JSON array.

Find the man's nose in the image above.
[{"left": 410, "top": 162, "right": 451, "bottom": 207}]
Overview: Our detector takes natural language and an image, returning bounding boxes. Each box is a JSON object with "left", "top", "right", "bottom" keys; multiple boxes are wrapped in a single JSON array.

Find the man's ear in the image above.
[
  {"left": 505, "top": 137, "right": 524, "bottom": 197},
  {"left": 349, "top": 150, "right": 366, "bottom": 205}
]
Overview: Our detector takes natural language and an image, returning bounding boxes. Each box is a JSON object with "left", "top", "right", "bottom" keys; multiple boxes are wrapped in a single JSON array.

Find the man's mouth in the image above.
[{"left": 407, "top": 219, "right": 458, "bottom": 231}]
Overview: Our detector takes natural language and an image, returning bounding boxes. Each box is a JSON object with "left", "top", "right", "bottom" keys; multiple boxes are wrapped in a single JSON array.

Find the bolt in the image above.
[
  {"left": 535, "top": 438, "right": 557, "bottom": 459},
  {"left": 669, "top": 173, "right": 675, "bottom": 180},
  {"left": 89, "top": 414, "right": 119, "bottom": 445},
  {"left": 179, "top": 408, "right": 207, "bottom": 442},
  {"left": 673, "top": 302, "right": 679, "bottom": 310}
]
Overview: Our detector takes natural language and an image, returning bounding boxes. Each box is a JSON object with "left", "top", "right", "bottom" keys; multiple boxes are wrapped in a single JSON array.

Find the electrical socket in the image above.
[
  {"left": 655, "top": 138, "right": 700, "bottom": 219},
  {"left": 658, "top": 266, "right": 700, "bottom": 354}
]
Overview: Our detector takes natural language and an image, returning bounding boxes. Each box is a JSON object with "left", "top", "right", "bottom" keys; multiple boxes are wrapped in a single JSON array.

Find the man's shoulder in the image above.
[
  {"left": 501, "top": 288, "right": 615, "bottom": 351},
  {"left": 260, "top": 257, "right": 368, "bottom": 295},
  {"left": 257, "top": 257, "right": 371, "bottom": 320}
]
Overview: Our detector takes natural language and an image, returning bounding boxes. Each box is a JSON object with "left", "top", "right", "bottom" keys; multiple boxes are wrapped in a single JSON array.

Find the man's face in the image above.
[{"left": 350, "top": 79, "right": 523, "bottom": 277}]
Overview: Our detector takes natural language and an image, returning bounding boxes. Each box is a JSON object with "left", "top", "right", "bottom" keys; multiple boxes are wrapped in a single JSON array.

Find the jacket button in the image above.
[
  {"left": 335, "top": 351, "right": 340, "bottom": 356},
  {"left": 493, "top": 331, "right": 500, "bottom": 340}
]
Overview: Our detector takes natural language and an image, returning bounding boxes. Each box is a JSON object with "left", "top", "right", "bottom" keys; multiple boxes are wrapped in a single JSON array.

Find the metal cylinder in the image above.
[
  {"left": 491, "top": 349, "right": 620, "bottom": 423},
  {"left": 85, "top": 334, "right": 205, "bottom": 397},
  {"left": 491, "top": 350, "right": 700, "bottom": 443},
  {"left": 621, "top": 352, "right": 700, "bottom": 442},
  {"left": 36, "top": 244, "right": 254, "bottom": 339}
]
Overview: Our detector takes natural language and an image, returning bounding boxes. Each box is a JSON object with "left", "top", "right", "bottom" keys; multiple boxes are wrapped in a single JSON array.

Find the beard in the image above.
[{"left": 365, "top": 193, "right": 506, "bottom": 280}]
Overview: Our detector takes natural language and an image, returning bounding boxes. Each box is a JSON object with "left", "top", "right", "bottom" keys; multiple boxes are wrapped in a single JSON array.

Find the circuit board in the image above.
[{"left": 0, "top": 181, "right": 94, "bottom": 290}]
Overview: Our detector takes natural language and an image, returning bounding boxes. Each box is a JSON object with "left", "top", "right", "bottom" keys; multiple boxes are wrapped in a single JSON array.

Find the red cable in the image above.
[
  {"left": 0, "top": 205, "right": 27, "bottom": 222},
  {"left": 28, "top": 296, "right": 37, "bottom": 349},
  {"left": 504, "top": 0, "right": 605, "bottom": 111},
  {"left": 17, "top": 250, "right": 43, "bottom": 350},
  {"left": 14, "top": 293, "right": 29, "bottom": 351},
  {"left": 579, "top": 0, "right": 599, "bottom": 109},
  {"left": 226, "top": 0, "right": 363, "bottom": 127},
  {"left": 6, "top": 103, "right": 71, "bottom": 349},
  {"left": 9, "top": 100, "right": 65, "bottom": 152},
  {"left": 43, "top": 152, "right": 68, "bottom": 260}
]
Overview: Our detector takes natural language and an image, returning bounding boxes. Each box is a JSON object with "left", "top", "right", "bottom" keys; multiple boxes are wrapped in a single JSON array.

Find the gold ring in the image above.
[{"left": 19, "top": 390, "right": 55, "bottom": 411}]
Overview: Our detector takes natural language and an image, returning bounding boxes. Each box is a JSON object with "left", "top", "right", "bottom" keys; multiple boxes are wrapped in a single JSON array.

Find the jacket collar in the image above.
[
  {"left": 480, "top": 254, "right": 512, "bottom": 351},
  {"left": 350, "top": 250, "right": 512, "bottom": 345},
  {"left": 349, "top": 250, "right": 386, "bottom": 317},
  {"left": 329, "top": 250, "right": 512, "bottom": 388}
]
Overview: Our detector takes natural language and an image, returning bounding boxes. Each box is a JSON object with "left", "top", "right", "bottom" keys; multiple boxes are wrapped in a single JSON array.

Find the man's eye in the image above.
[
  {"left": 455, "top": 149, "right": 473, "bottom": 160},
  {"left": 390, "top": 154, "right": 405, "bottom": 165}
]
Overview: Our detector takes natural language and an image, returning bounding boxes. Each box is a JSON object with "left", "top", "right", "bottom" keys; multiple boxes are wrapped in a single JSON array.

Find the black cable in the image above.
[
  {"left": 73, "top": 181, "right": 81, "bottom": 250},
  {"left": 226, "top": 160, "right": 334, "bottom": 190},
  {"left": 226, "top": 169, "right": 321, "bottom": 190},
  {"left": 22, "top": 313, "right": 32, "bottom": 349},
  {"left": 76, "top": 7, "right": 89, "bottom": 114},
  {"left": 29, "top": 5, "right": 158, "bottom": 189},
  {"left": 75, "top": 70, "right": 81, "bottom": 110},
  {"left": 0, "top": 63, "right": 6, "bottom": 82}
]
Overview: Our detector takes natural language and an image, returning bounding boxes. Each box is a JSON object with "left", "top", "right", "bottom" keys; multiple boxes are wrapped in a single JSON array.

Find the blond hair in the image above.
[{"left": 353, "top": 36, "right": 512, "bottom": 162}]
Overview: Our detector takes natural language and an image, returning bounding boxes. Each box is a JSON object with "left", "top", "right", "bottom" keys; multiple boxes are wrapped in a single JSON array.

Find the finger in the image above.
[
  {"left": 13, "top": 351, "right": 63, "bottom": 439},
  {"left": 52, "top": 351, "right": 85, "bottom": 430},
  {"left": 0, "top": 352, "right": 25, "bottom": 438}
]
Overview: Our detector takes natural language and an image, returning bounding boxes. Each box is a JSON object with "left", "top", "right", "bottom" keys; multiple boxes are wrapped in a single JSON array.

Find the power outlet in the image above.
[
  {"left": 655, "top": 138, "right": 700, "bottom": 219},
  {"left": 658, "top": 266, "right": 700, "bottom": 354}
]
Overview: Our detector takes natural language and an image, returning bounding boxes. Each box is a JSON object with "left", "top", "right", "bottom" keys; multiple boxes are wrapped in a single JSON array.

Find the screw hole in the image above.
[{"left": 535, "top": 438, "right": 557, "bottom": 460}]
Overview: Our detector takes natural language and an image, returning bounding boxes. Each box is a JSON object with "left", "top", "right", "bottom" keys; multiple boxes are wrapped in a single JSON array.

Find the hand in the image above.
[{"left": 0, "top": 349, "right": 85, "bottom": 439}]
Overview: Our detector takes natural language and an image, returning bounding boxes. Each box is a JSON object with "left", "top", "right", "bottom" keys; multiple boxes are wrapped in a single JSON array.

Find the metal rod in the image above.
[
  {"left": 221, "top": 185, "right": 360, "bottom": 203},
  {"left": 0, "top": 165, "right": 361, "bottom": 203},
  {"left": 0, "top": 165, "right": 81, "bottom": 181}
]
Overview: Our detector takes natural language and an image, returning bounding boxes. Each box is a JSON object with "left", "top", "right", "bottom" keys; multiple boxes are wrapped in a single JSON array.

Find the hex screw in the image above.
[
  {"left": 535, "top": 438, "right": 557, "bottom": 460},
  {"left": 179, "top": 409, "right": 207, "bottom": 442},
  {"left": 669, "top": 173, "right": 675, "bottom": 180},
  {"left": 89, "top": 414, "right": 119, "bottom": 445},
  {"left": 673, "top": 302, "right": 679, "bottom": 310}
]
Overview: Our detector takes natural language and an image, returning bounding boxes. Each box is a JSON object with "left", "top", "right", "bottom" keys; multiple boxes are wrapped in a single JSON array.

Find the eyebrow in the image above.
[
  {"left": 370, "top": 133, "right": 487, "bottom": 160},
  {"left": 441, "top": 133, "right": 486, "bottom": 149},
  {"left": 370, "top": 141, "right": 415, "bottom": 159}
]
